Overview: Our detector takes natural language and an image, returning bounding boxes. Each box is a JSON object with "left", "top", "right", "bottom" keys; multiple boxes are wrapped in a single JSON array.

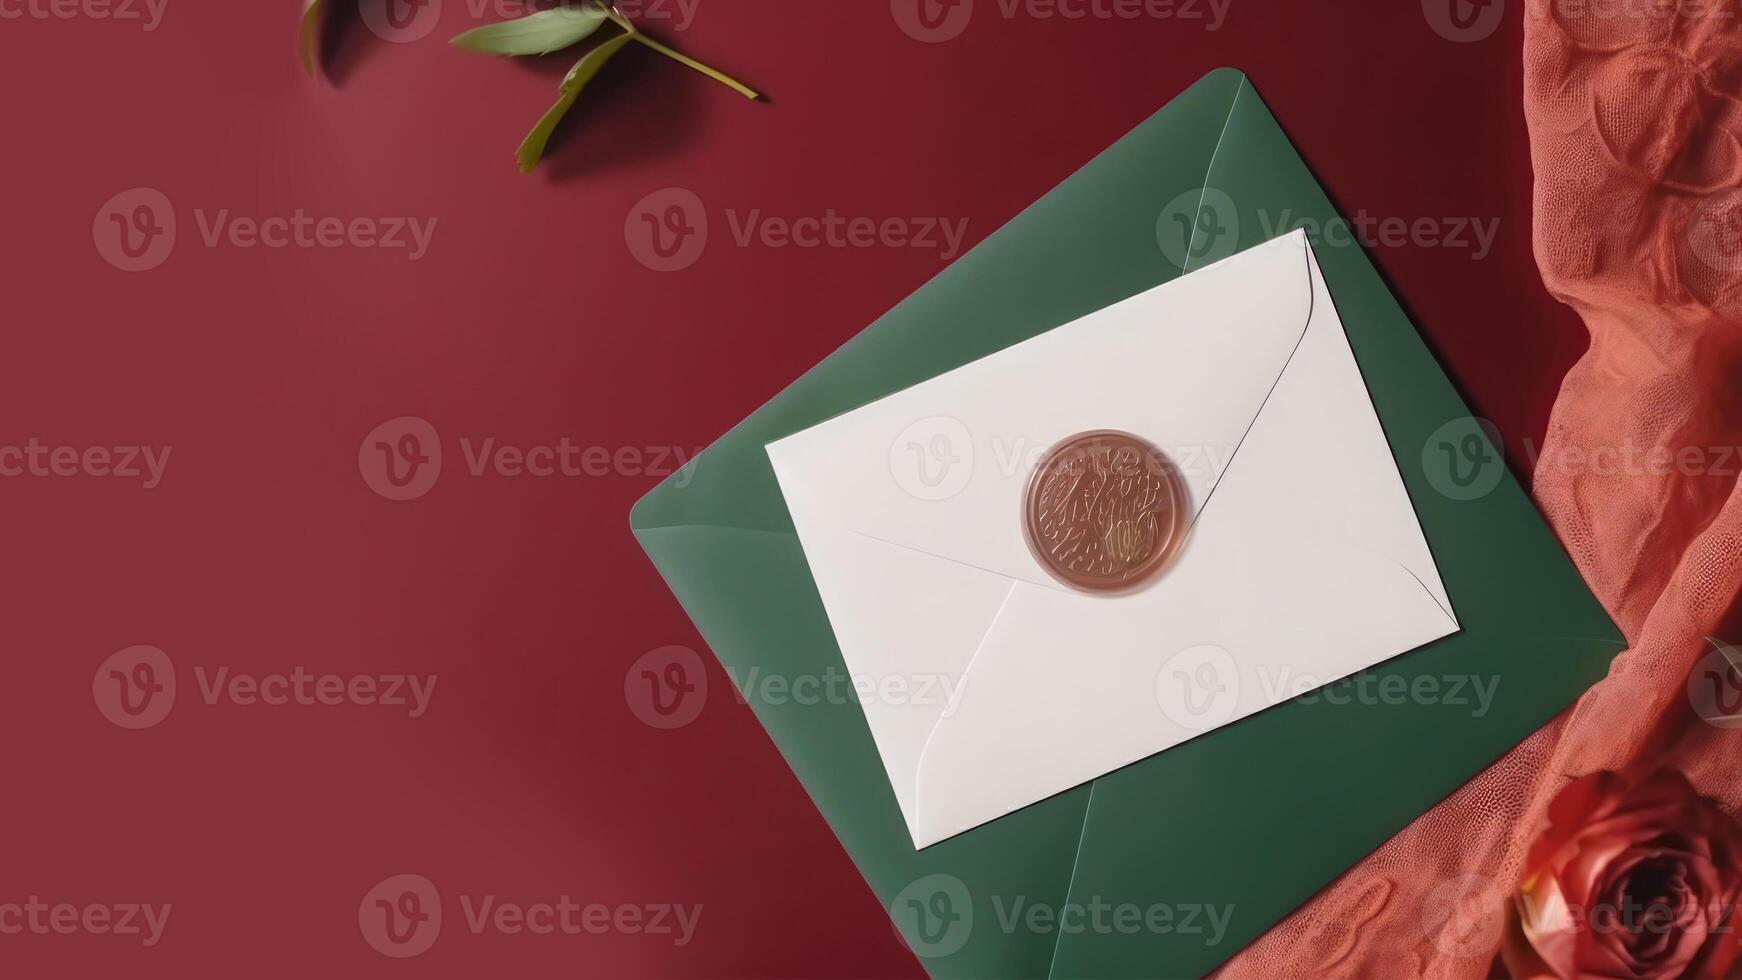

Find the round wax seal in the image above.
[{"left": 1022, "top": 430, "right": 1188, "bottom": 593}]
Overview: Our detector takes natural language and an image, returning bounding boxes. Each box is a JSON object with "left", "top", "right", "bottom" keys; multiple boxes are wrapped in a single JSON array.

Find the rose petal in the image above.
[
  {"left": 1520, "top": 875, "right": 1585, "bottom": 976},
  {"left": 1502, "top": 893, "right": 1567, "bottom": 980}
]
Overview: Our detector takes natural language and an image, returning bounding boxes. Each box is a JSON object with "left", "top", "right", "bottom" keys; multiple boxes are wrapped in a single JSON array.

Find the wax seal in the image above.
[{"left": 1022, "top": 430, "right": 1188, "bottom": 593}]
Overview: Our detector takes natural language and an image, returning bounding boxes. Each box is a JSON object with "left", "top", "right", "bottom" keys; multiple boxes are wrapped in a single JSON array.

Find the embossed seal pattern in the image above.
[{"left": 1022, "top": 430, "right": 1188, "bottom": 593}]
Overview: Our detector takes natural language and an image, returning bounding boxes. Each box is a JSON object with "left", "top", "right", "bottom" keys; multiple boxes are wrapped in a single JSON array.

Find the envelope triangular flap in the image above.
[
  {"left": 769, "top": 237, "right": 1319, "bottom": 848},
  {"left": 906, "top": 235, "right": 1460, "bottom": 848},
  {"left": 768, "top": 233, "right": 1316, "bottom": 592},
  {"left": 765, "top": 464, "right": 1018, "bottom": 830}
]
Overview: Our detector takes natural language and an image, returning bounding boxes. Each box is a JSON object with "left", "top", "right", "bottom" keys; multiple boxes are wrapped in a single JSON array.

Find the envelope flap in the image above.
[{"left": 766, "top": 233, "right": 1317, "bottom": 592}]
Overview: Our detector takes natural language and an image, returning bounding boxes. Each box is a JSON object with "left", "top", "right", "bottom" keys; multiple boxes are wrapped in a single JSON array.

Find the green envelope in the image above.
[{"left": 630, "top": 68, "right": 1622, "bottom": 978}]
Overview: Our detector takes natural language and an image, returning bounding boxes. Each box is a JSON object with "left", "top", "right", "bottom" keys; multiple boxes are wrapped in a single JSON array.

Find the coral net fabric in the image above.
[{"left": 1215, "top": 1, "right": 1742, "bottom": 976}]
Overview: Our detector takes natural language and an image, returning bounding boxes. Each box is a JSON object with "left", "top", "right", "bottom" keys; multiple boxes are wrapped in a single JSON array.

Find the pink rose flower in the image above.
[{"left": 1502, "top": 768, "right": 1742, "bottom": 979}]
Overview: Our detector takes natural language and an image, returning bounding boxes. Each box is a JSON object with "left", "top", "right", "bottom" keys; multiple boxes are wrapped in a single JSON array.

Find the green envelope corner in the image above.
[{"left": 629, "top": 67, "right": 1624, "bottom": 979}]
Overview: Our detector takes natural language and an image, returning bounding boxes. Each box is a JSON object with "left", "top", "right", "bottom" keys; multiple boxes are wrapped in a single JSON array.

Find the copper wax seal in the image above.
[{"left": 1022, "top": 430, "right": 1188, "bottom": 593}]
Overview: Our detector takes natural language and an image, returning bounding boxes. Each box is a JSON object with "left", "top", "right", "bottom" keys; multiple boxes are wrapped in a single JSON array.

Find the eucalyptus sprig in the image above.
[
  {"left": 297, "top": 1, "right": 761, "bottom": 174},
  {"left": 452, "top": 2, "right": 761, "bottom": 173}
]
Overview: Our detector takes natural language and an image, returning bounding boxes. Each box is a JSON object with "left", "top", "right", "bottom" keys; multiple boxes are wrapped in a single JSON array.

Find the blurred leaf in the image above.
[
  {"left": 299, "top": 0, "right": 322, "bottom": 78},
  {"left": 452, "top": 5, "right": 610, "bottom": 56},
  {"left": 516, "top": 32, "right": 635, "bottom": 174}
]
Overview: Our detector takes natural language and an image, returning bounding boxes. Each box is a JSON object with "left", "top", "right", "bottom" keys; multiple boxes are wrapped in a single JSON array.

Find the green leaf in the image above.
[
  {"left": 515, "top": 32, "right": 635, "bottom": 174},
  {"left": 452, "top": 5, "right": 610, "bottom": 56},
  {"left": 298, "top": 0, "right": 322, "bottom": 78}
]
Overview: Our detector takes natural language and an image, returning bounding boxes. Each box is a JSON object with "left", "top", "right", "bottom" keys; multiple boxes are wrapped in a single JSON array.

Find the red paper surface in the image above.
[{"left": 0, "top": 1, "right": 1583, "bottom": 974}]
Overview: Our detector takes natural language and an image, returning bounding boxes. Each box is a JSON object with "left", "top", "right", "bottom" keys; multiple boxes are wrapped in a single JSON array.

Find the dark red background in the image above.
[{"left": 0, "top": 0, "right": 1581, "bottom": 975}]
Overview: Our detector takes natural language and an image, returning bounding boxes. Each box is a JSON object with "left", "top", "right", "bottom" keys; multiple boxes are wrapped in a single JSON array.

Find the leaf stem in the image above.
[
  {"left": 630, "top": 33, "right": 760, "bottom": 99},
  {"left": 600, "top": 3, "right": 760, "bottom": 100}
]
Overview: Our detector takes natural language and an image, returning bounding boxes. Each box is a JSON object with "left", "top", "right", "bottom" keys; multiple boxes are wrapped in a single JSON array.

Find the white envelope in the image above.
[{"left": 766, "top": 231, "right": 1460, "bottom": 849}]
